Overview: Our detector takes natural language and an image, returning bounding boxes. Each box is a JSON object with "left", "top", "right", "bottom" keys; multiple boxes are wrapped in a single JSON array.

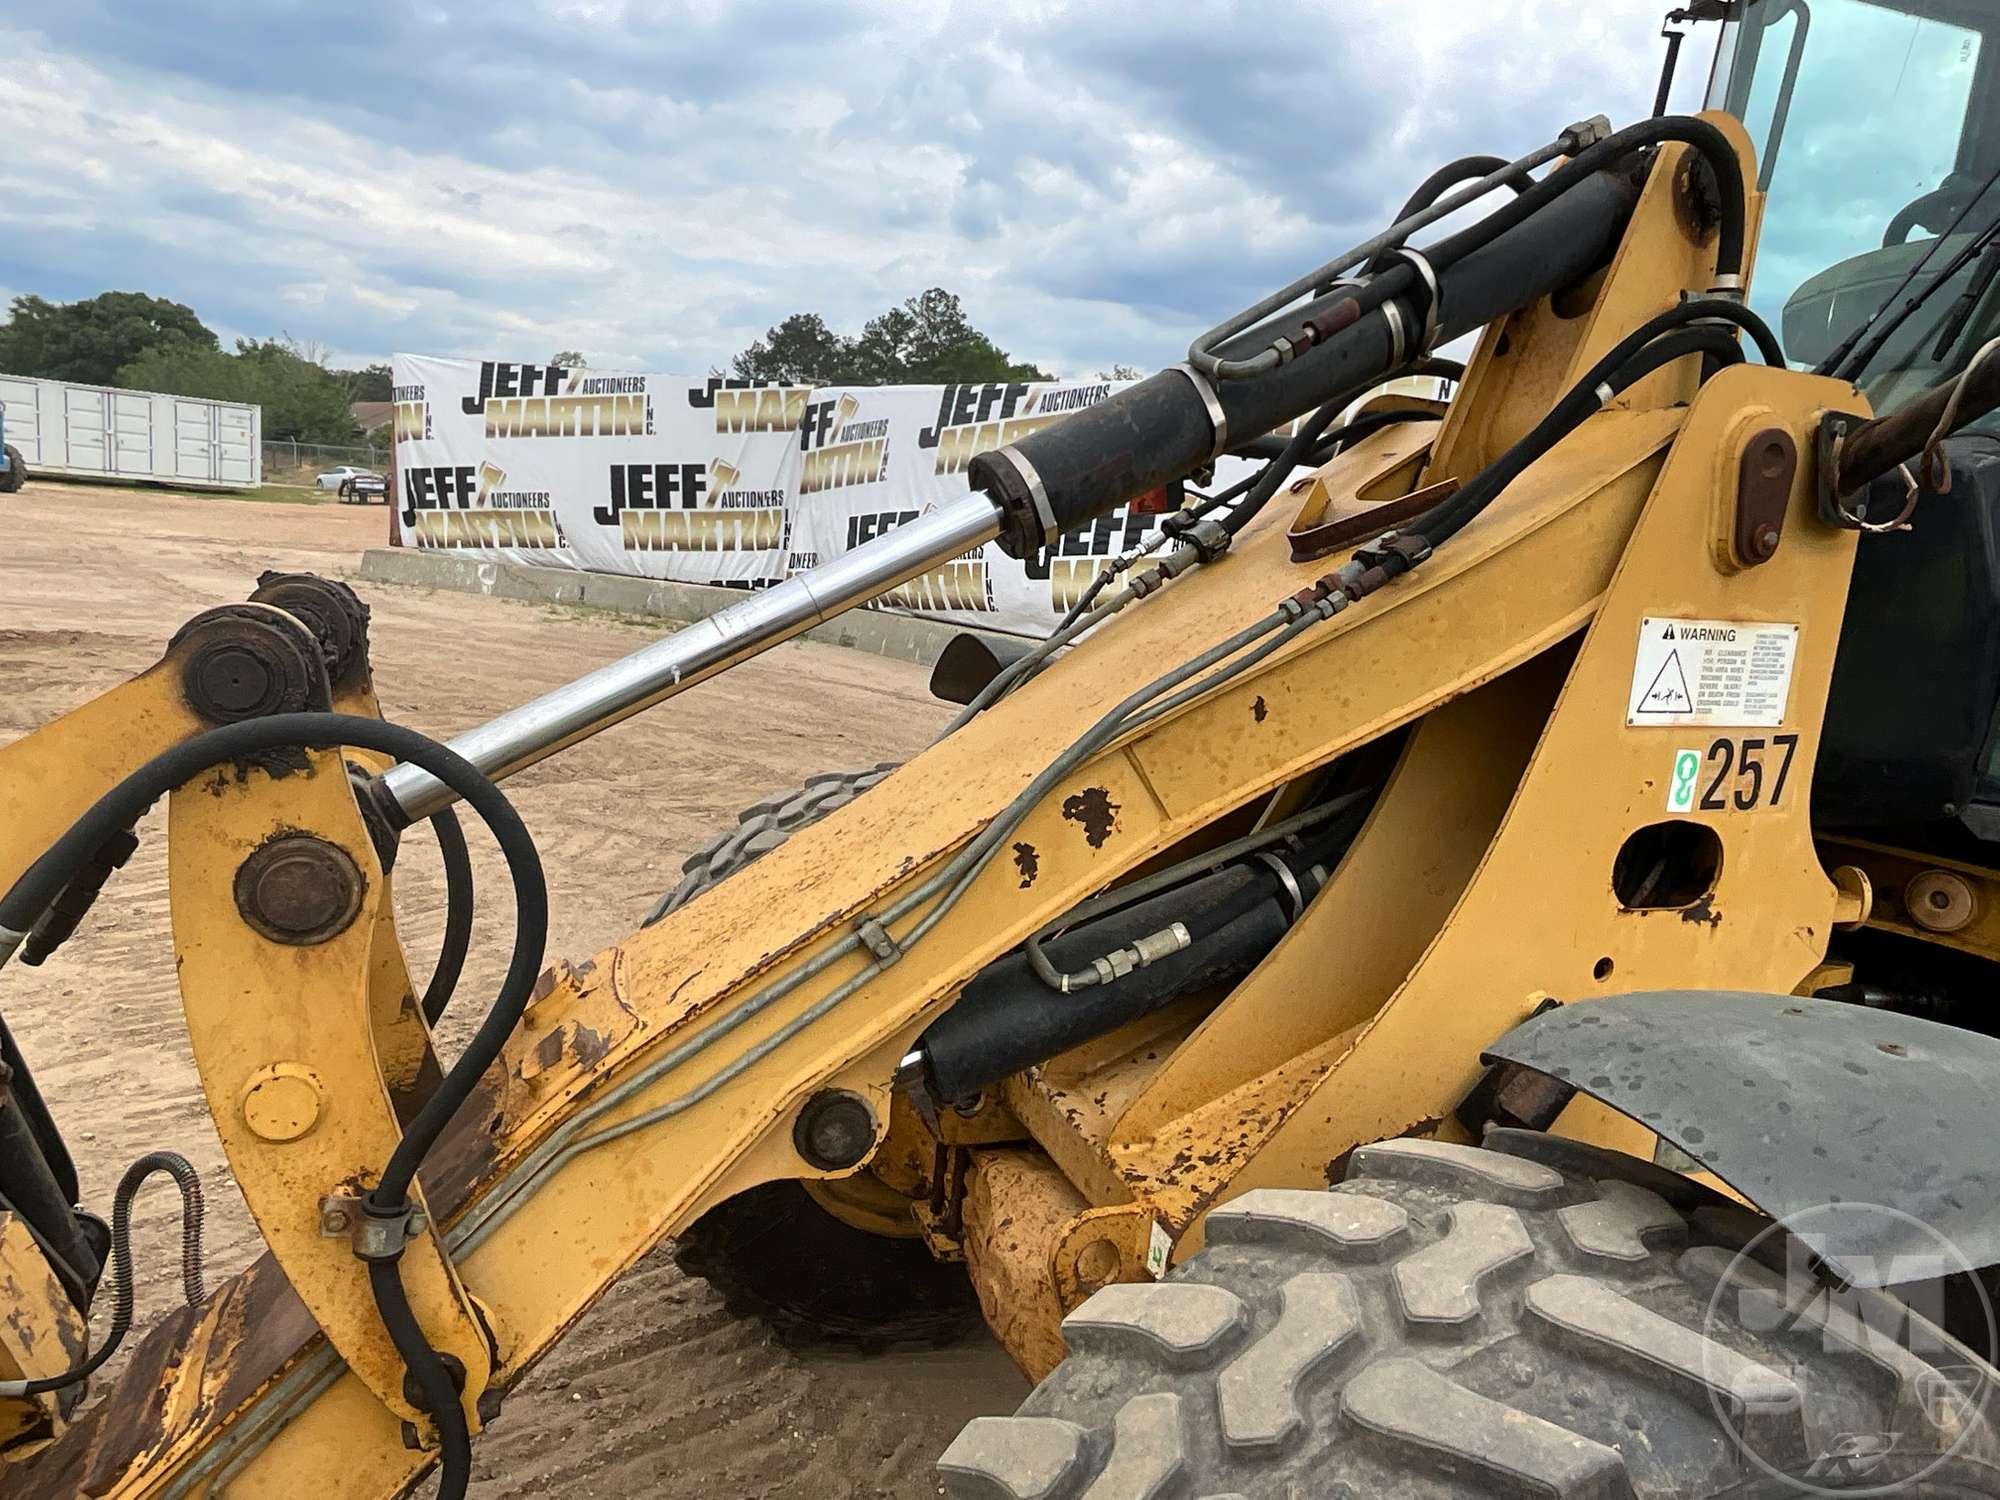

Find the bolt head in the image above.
[
  {"left": 793, "top": 1089, "right": 876, "bottom": 1171},
  {"left": 234, "top": 835, "right": 363, "bottom": 945},
  {"left": 194, "top": 645, "right": 276, "bottom": 715}
]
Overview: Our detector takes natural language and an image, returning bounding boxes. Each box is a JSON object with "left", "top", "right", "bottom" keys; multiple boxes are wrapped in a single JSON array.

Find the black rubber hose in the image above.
[
  {"left": 0, "top": 713, "right": 545, "bottom": 1210},
  {"left": 0, "top": 712, "right": 544, "bottom": 1497},
  {"left": 1406, "top": 298, "right": 1777, "bottom": 552},
  {"left": 0, "top": 1092, "right": 99, "bottom": 1308},
  {"left": 1425, "top": 115, "right": 1746, "bottom": 288},
  {"left": 1417, "top": 323, "right": 1749, "bottom": 549},
  {"left": 2, "top": 1151, "right": 204, "bottom": 1397},
  {"left": 970, "top": 165, "right": 1643, "bottom": 557},
  {"left": 370, "top": 1257, "right": 472, "bottom": 1499},
  {"left": 1222, "top": 395, "right": 1351, "bottom": 537},
  {"left": 1309, "top": 406, "right": 1442, "bottom": 463},
  {"left": 1391, "top": 154, "right": 1534, "bottom": 226},
  {"left": 1218, "top": 405, "right": 1445, "bottom": 540},
  {"left": 1230, "top": 406, "right": 1441, "bottom": 464},
  {"left": 422, "top": 808, "right": 474, "bottom": 1025}
]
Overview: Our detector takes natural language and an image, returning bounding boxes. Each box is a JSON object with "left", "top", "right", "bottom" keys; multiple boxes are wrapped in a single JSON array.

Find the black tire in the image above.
[
  {"left": 673, "top": 1179, "right": 983, "bottom": 1355},
  {"left": 643, "top": 763, "right": 899, "bottom": 925},
  {"left": 940, "top": 1138, "right": 2000, "bottom": 1497},
  {"left": 0, "top": 445, "right": 25, "bottom": 493},
  {"left": 655, "top": 764, "right": 984, "bottom": 1353}
]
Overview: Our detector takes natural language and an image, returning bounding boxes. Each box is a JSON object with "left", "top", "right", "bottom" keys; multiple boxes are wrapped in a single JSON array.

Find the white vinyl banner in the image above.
[
  {"left": 391, "top": 356, "right": 1265, "bottom": 635},
  {"left": 392, "top": 356, "right": 806, "bottom": 586}
]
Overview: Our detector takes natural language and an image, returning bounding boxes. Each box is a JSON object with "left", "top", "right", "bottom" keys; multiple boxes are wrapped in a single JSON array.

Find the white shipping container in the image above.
[{"left": 0, "top": 373, "right": 260, "bottom": 489}]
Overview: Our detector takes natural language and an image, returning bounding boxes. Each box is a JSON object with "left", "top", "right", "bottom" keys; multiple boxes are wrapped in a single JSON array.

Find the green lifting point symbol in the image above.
[{"left": 1668, "top": 749, "right": 1701, "bottom": 812}]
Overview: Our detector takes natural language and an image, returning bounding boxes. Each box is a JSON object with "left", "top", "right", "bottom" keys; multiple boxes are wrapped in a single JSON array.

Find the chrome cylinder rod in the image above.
[{"left": 378, "top": 493, "right": 1002, "bottom": 824}]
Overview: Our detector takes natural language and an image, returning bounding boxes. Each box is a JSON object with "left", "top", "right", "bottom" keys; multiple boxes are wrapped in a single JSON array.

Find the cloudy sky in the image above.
[{"left": 0, "top": 2, "right": 1715, "bottom": 378}]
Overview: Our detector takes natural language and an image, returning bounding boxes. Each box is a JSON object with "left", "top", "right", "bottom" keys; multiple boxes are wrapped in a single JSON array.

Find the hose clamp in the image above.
[
  {"left": 1168, "top": 362, "right": 1229, "bottom": 461},
  {"left": 990, "top": 444, "right": 1058, "bottom": 547},
  {"left": 1381, "top": 299, "right": 1409, "bottom": 370},
  {"left": 1255, "top": 851, "right": 1307, "bottom": 922},
  {"left": 1381, "top": 247, "right": 1442, "bottom": 357},
  {"left": 1706, "top": 273, "right": 1746, "bottom": 300},
  {"left": 326, "top": 1194, "right": 429, "bottom": 1261}
]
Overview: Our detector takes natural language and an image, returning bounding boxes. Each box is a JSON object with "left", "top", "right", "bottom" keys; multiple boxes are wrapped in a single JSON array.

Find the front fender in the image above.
[{"left": 1484, "top": 991, "right": 2000, "bottom": 1288}]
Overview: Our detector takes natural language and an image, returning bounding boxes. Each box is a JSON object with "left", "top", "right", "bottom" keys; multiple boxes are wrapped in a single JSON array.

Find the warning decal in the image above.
[{"left": 1626, "top": 617, "right": 1798, "bottom": 727}]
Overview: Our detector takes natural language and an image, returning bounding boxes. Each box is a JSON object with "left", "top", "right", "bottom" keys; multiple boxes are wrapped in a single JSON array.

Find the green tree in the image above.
[
  {"left": 119, "top": 336, "right": 360, "bottom": 444},
  {"left": 345, "top": 362, "right": 395, "bottom": 401},
  {"left": 237, "top": 338, "right": 361, "bottom": 444},
  {"left": 732, "top": 312, "right": 853, "bottom": 384},
  {"left": 551, "top": 349, "right": 586, "bottom": 368},
  {"left": 731, "top": 291, "right": 1046, "bottom": 386},
  {"left": 0, "top": 291, "right": 218, "bottom": 386}
]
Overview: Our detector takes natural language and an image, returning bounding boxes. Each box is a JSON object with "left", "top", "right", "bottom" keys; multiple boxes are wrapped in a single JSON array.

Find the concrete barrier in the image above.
[{"left": 355, "top": 548, "right": 1028, "bottom": 668}]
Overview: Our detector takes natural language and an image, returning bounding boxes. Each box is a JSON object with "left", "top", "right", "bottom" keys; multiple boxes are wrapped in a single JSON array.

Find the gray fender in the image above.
[{"left": 1483, "top": 990, "right": 2000, "bottom": 1287}]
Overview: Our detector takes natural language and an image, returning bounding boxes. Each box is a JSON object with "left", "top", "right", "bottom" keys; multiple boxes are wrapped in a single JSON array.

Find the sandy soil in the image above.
[{"left": 0, "top": 479, "right": 1027, "bottom": 1495}]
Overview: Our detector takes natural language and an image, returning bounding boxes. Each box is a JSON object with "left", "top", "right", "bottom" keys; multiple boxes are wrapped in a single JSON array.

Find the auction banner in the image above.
[
  {"left": 392, "top": 356, "right": 805, "bottom": 586},
  {"left": 391, "top": 356, "right": 1263, "bottom": 635}
]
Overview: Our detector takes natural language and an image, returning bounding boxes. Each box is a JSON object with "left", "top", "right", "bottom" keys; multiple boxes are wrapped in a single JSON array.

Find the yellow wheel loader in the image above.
[{"left": 8, "top": 2, "right": 2000, "bottom": 1494}]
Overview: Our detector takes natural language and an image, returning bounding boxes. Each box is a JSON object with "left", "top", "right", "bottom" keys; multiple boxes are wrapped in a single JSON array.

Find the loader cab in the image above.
[
  {"left": 1710, "top": 0, "right": 2000, "bottom": 408},
  {"left": 1703, "top": 0, "right": 2000, "bottom": 857}
]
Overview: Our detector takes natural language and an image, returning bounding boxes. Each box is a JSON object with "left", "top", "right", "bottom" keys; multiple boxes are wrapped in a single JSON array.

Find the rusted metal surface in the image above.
[
  {"left": 0, "top": 115, "right": 1894, "bottom": 1495},
  {"left": 1287, "top": 476, "right": 1459, "bottom": 562},
  {"left": 1731, "top": 423, "right": 1795, "bottom": 566},
  {"left": 170, "top": 604, "right": 327, "bottom": 729},
  {"left": 247, "top": 573, "right": 374, "bottom": 694},
  {"left": 232, "top": 834, "right": 363, "bottom": 946},
  {"left": 1831, "top": 341, "right": 2000, "bottom": 496},
  {"left": 0, "top": 1213, "right": 84, "bottom": 1455},
  {"left": 167, "top": 749, "right": 493, "bottom": 1431},
  {"left": 960, "top": 1151, "right": 1087, "bottom": 1381}
]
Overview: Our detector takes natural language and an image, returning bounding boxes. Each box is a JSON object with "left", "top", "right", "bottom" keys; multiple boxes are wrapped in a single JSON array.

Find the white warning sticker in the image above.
[{"left": 1626, "top": 617, "right": 1798, "bottom": 727}]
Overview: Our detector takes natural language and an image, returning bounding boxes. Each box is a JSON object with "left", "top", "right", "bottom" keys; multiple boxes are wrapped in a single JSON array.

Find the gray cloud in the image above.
[{"left": 0, "top": 3, "right": 1701, "bottom": 375}]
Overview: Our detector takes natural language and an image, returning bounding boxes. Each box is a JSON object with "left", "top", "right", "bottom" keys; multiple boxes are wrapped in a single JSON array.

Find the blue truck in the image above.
[{"left": 0, "top": 400, "right": 22, "bottom": 493}]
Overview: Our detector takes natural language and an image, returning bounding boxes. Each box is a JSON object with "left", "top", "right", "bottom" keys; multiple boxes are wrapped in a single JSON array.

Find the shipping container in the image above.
[{"left": 0, "top": 373, "right": 261, "bottom": 489}]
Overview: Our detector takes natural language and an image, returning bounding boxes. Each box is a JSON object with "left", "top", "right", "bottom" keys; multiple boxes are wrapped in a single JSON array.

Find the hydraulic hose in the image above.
[
  {"left": 0, "top": 712, "right": 547, "bottom": 1498},
  {"left": 970, "top": 157, "right": 1649, "bottom": 556},
  {"left": 370, "top": 1260, "right": 472, "bottom": 1500},
  {"left": 423, "top": 808, "right": 474, "bottom": 1025},
  {"left": 1388, "top": 154, "right": 1534, "bottom": 228},
  {"left": 1415, "top": 322, "right": 1750, "bottom": 549},
  {"left": 1423, "top": 116, "right": 1745, "bottom": 295},
  {"left": 0, "top": 1151, "right": 205, "bottom": 1399},
  {"left": 1223, "top": 407, "right": 1444, "bottom": 538}
]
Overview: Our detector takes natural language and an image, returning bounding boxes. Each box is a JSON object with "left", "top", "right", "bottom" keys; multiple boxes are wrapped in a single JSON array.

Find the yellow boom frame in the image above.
[{"left": 0, "top": 118, "right": 1933, "bottom": 1495}]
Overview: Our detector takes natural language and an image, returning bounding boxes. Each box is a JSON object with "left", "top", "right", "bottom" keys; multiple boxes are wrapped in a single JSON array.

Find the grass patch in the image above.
[{"left": 191, "top": 483, "right": 333, "bottom": 505}]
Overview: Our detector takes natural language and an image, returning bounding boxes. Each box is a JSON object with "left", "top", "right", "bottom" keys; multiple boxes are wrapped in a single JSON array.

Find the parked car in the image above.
[
  {"left": 315, "top": 464, "right": 380, "bottom": 492},
  {"left": 338, "top": 472, "right": 387, "bottom": 504}
]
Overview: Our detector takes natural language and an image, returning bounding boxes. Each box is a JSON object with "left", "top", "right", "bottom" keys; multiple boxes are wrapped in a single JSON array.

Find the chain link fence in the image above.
[{"left": 261, "top": 438, "right": 390, "bottom": 488}]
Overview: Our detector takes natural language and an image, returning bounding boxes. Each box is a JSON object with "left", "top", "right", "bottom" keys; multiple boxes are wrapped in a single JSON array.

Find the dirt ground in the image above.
[{"left": 0, "top": 479, "right": 1029, "bottom": 1494}]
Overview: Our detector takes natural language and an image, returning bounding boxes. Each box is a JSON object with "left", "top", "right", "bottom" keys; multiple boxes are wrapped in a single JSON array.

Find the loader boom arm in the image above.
[{"left": 11, "top": 110, "right": 1992, "bottom": 1496}]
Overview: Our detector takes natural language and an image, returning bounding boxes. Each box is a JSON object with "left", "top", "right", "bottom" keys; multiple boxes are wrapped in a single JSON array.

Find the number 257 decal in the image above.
[{"left": 1666, "top": 734, "right": 1800, "bottom": 813}]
